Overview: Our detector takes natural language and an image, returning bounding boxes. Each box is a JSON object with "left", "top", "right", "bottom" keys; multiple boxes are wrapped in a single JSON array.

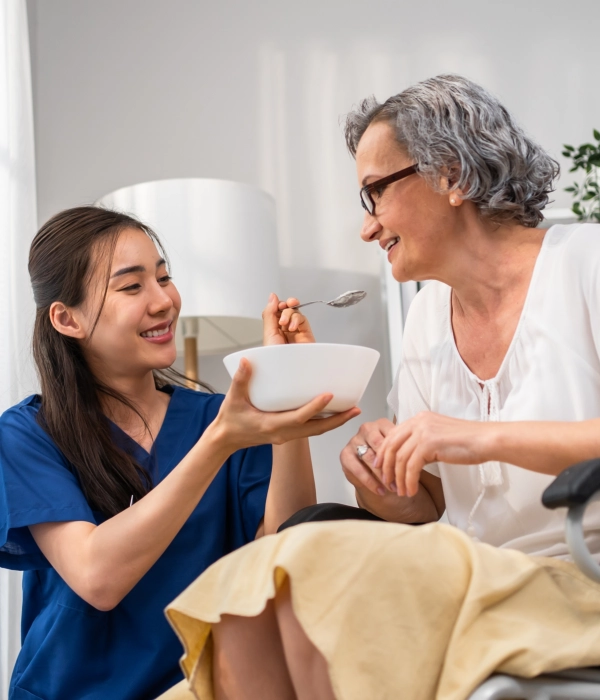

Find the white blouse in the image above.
[{"left": 388, "top": 223, "right": 600, "bottom": 559}]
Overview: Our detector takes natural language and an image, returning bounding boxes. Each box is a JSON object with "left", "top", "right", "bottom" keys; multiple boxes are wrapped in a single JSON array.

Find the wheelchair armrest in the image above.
[
  {"left": 542, "top": 457, "right": 600, "bottom": 584},
  {"left": 542, "top": 458, "right": 600, "bottom": 509}
]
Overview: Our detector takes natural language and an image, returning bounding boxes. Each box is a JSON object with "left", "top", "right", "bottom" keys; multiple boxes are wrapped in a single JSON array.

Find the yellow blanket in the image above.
[{"left": 159, "top": 521, "right": 600, "bottom": 700}]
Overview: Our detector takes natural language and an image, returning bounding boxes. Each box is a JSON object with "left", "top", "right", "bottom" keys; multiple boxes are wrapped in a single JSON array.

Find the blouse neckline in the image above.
[{"left": 446, "top": 226, "right": 552, "bottom": 387}]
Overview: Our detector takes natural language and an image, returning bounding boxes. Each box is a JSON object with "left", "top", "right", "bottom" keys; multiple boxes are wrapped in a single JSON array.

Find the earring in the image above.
[{"left": 450, "top": 197, "right": 457, "bottom": 205}]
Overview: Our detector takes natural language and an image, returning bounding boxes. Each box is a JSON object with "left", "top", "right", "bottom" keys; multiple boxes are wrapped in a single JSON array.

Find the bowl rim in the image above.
[{"left": 224, "top": 343, "right": 380, "bottom": 360}]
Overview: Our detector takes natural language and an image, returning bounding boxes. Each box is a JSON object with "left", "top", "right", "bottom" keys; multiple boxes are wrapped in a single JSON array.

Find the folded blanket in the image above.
[{"left": 163, "top": 520, "right": 600, "bottom": 700}]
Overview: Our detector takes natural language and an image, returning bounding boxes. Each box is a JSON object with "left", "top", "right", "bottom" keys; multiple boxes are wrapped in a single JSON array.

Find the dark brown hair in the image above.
[{"left": 29, "top": 205, "right": 212, "bottom": 517}]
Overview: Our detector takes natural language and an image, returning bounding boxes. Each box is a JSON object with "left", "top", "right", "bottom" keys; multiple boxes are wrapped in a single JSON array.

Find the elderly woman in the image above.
[{"left": 162, "top": 75, "right": 600, "bottom": 700}]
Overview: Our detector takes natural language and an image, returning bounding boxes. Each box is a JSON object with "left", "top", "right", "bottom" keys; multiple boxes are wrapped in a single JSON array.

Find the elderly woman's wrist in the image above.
[{"left": 479, "top": 422, "right": 505, "bottom": 463}]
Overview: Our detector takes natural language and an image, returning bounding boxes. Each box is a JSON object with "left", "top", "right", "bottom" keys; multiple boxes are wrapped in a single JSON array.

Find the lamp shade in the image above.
[{"left": 97, "top": 178, "right": 280, "bottom": 354}]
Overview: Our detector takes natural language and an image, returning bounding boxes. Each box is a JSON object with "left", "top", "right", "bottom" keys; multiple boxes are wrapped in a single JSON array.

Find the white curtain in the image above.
[{"left": 0, "top": 0, "right": 38, "bottom": 697}]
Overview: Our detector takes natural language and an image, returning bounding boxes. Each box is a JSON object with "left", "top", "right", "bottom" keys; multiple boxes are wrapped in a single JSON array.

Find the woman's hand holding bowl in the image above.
[{"left": 213, "top": 357, "right": 360, "bottom": 451}]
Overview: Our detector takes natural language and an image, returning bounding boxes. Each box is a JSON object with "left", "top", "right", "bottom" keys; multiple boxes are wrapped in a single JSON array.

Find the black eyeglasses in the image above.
[{"left": 360, "top": 164, "right": 419, "bottom": 216}]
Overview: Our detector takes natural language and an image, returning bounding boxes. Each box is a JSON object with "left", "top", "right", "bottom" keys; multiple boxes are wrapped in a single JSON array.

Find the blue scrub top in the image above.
[{"left": 0, "top": 386, "right": 272, "bottom": 700}]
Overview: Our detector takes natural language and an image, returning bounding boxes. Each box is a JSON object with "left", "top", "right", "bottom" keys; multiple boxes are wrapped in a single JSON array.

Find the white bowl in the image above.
[{"left": 223, "top": 343, "right": 380, "bottom": 415}]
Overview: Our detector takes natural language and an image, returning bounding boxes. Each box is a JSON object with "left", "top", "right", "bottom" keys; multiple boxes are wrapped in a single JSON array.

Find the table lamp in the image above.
[{"left": 97, "top": 178, "right": 280, "bottom": 384}]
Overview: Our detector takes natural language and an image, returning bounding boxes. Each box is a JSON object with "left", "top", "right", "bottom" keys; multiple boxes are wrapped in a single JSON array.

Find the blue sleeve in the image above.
[
  {"left": 229, "top": 443, "right": 272, "bottom": 544},
  {"left": 0, "top": 400, "right": 96, "bottom": 571}
]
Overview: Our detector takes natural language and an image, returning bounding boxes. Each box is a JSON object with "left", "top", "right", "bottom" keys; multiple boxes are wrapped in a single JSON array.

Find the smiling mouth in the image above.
[
  {"left": 141, "top": 322, "right": 172, "bottom": 338},
  {"left": 384, "top": 237, "right": 400, "bottom": 253}
]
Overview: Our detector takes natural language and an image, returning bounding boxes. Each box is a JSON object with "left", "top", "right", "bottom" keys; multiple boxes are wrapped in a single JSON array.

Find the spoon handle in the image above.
[{"left": 289, "top": 300, "right": 320, "bottom": 310}]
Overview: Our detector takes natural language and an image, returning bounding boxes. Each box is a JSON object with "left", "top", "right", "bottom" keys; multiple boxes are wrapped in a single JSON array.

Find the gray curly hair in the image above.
[{"left": 345, "top": 75, "right": 559, "bottom": 227}]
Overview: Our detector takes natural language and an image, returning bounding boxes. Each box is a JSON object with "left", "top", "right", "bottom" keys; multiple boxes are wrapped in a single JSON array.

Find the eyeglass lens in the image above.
[{"left": 360, "top": 190, "right": 374, "bottom": 215}]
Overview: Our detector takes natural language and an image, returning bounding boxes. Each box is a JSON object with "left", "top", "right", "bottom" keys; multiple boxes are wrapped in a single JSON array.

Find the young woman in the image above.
[{"left": 0, "top": 206, "right": 359, "bottom": 700}]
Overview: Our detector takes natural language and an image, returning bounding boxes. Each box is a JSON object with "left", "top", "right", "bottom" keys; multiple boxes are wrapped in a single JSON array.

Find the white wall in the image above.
[
  {"left": 27, "top": 0, "right": 600, "bottom": 246},
  {"left": 25, "top": 0, "right": 600, "bottom": 501}
]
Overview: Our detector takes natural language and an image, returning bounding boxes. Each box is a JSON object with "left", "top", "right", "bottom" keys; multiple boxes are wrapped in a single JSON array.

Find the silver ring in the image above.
[{"left": 356, "top": 444, "right": 369, "bottom": 460}]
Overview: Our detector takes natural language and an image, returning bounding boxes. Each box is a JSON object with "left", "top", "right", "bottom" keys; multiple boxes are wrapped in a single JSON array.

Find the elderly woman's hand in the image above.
[
  {"left": 340, "top": 418, "right": 396, "bottom": 496},
  {"left": 262, "top": 293, "right": 316, "bottom": 345},
  {"left": 375, "top": 412, "right": 493, "bottom": 497}
]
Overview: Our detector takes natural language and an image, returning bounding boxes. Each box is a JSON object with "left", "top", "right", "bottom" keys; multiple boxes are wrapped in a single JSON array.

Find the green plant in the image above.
[{"left": 563, "top": 131, "right": 600, "bottom": 222}]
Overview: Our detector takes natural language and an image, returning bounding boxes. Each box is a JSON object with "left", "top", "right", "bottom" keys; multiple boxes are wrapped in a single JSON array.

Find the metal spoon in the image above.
[{"left": 290, "top": 290, "right": 367, "bottom": 310}]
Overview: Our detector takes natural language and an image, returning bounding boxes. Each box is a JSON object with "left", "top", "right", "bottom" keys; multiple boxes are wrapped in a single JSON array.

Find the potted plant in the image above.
[{"left": 563, "top": 131, "right": 600, "bottom": 222}]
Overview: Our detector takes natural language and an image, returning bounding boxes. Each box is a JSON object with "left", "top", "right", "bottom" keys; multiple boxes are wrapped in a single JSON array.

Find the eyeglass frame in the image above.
[{"left": 360, "top": 163, "right": 419, "bottom": 216}]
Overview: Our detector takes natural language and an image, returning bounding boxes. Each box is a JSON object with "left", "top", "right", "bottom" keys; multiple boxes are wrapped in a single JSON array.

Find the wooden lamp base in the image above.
[{"left": 182, "top": 318, "right": 200, "bottom": 390}]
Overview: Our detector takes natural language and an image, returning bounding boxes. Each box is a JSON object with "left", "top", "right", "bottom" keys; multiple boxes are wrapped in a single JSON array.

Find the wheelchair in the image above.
[{"left": 468, "top": 458, "right": 600, "bottom": 700}]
